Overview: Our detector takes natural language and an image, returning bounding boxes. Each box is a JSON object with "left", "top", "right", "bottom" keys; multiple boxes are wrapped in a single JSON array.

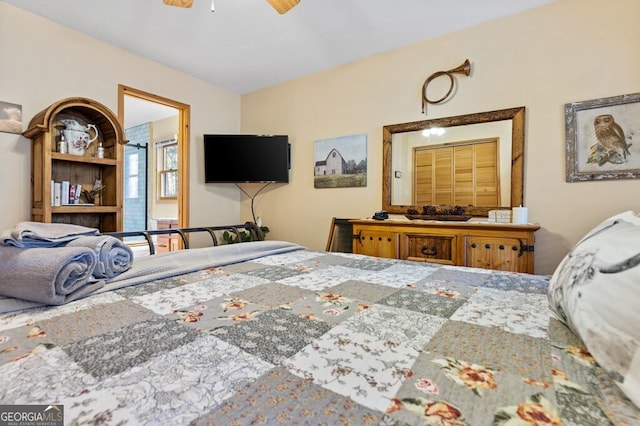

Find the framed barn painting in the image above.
[
  {"left": 566, "top": 92, "right": 640, "bottom": 182},
  {"left": 314, "top": 134, "right": 367, "bottom": 188}
]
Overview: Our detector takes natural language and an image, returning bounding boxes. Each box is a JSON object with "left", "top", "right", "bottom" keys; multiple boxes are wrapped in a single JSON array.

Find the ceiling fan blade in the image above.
[
  {"left": 163, "top": 0, "right": 194, "bottom": 8},
  {"left": 266, "top": 0, "right": 300, "bottom": 14}
]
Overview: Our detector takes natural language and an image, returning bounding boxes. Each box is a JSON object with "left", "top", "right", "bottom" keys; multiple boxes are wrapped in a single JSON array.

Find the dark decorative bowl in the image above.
[{"left": 405, "top": 214, "right": 473, "bottom": 222}]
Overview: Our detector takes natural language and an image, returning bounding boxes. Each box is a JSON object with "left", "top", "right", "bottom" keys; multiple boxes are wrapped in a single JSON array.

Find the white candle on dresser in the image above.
[{"left": 512, "top": 206, "right": 528, "bottom": 224}]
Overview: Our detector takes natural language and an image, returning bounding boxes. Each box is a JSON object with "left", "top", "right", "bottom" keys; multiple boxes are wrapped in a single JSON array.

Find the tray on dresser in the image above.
[{"left": 405, "top": 214, "right": 473, "bottom": 221}]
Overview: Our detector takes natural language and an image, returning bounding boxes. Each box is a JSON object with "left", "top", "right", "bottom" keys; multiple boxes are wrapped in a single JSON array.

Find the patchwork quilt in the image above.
[{"left": 0, "top": 244, "right": 634, "bottom": 425}]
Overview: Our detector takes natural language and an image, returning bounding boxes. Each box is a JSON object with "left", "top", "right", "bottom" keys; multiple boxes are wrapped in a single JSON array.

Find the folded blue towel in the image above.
[
  {"left": 0, "top": 245, "right": 104, "bottom": 305},
  {"left": 66, "top": 235, "right": 133, "bottom": 278},
  {"left": 1, "top": 222, "right": 99, "bottom": 248}
]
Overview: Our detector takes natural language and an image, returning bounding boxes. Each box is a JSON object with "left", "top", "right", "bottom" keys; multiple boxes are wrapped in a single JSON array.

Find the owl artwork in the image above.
[{"left": 588, "top": 114, "right": 632, "bottom": 165}]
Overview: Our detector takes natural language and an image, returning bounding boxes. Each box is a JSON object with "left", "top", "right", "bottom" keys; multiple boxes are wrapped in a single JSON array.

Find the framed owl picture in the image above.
[{"left": 566, "top": 92, "right": 640, "bottom": 182}]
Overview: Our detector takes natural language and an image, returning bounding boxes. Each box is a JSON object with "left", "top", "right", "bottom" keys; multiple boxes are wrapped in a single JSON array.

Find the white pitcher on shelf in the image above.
[{"left": 60, "top": 119, "right": 98, "bottom": 156}]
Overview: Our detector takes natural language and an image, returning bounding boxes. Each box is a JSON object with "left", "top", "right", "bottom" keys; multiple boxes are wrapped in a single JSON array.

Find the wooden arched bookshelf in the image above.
[{"left": 23, "top": 97, "right": 128, "bottom": 232}]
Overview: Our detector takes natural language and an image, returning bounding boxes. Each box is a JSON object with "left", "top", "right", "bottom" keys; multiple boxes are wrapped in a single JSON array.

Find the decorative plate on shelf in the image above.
[{"left": 405, "top": 214, "right": 473, "bottom": 222}]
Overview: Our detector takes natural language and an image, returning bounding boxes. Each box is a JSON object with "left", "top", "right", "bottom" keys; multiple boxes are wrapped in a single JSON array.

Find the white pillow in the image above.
[{"left": 548, "top": 210, "right": 640, "bottom": 408}]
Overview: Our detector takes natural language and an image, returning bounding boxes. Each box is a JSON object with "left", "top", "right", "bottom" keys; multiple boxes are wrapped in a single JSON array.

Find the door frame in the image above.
[{"left": 117, "top": 84, "right": 190, "bottom": 229}]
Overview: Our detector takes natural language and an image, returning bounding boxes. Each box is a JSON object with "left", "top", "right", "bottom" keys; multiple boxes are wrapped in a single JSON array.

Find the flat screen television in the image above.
[{"left": 204, "top": 134, "right": 290, "bottom": 183}]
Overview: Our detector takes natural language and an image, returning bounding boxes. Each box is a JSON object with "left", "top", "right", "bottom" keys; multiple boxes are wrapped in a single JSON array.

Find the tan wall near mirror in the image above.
[{"left": 383, "top": 107, "right": 525, "bottom": 216}]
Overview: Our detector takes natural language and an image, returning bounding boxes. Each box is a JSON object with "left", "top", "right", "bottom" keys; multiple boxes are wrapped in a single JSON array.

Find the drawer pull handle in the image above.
[
  {"left": 485, "top": 244, "right": 491, "bottom": 249},
  {"left": 421, "top": 246, "right": 437, "bottom": 256},
  {"left": 387, "top": 238, "right": 392, "bottom": 242},
  {"left": 512, "top": 246, "right": 518, "bottom": 251},
  {"left": 471, "top": 243, "right": 477, "bottom": 249},
  {"left": 499, "top": 245, "right": 505, "bottom": 250}
]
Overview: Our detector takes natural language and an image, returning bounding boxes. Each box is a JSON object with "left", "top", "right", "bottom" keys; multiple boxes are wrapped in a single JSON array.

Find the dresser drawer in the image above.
[
  {"left": 403, "top": 234, "right": 456, "bottom": 265},
  {"left": 465, "top": 236, "right": 527, "bottom": 272}
]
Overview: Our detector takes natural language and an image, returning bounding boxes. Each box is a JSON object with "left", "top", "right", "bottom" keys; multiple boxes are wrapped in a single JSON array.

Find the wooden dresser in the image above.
[
  {"left": 350, "top": 219, "right": 540, "bottom": 273},
  {"left": 156, "top": 219, "right": 179, "bottom": 253}
]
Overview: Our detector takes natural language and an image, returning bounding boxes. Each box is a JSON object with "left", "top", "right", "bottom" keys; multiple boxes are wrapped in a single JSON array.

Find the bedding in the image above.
[
  {"left": 1, "top": 221, "right": 99, "bottom": 248},
  {"left": 0, "top": 241, "right": 638, "bottom": 425},
  {"left": 0, "top": 245, "right": 103, "bottom": 305},
  {"left": 548, "top": 210, "right": 640, "bottom": 413},
  {"left": 66, "top": 235, "right": 134, "bottom": 279}
]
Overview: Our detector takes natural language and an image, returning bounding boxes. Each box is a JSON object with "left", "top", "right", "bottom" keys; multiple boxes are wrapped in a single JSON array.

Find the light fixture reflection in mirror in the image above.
[
  {"left": 382, "top": 107, "right": 525, "bottom": 216},
  {"left": 421, "top": 127, "right": 446, "bottom": 137}
]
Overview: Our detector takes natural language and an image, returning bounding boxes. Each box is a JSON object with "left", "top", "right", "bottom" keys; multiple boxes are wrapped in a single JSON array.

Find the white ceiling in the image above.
[{"left": 6, "top": 0, "right": 554, "bottom": 96}]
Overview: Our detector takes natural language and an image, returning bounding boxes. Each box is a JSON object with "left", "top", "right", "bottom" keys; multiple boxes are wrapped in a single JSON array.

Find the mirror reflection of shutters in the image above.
[{"left": 413, "top": 139, "right": 500, "bottom": 207}]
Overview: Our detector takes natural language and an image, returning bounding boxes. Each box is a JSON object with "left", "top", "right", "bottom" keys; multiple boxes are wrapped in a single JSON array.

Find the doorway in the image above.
[{"left": 117, "top": 85, "right": 190, "bottom": 233}]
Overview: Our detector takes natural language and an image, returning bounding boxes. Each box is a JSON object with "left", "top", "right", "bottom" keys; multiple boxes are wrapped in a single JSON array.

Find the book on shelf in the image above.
[
  {"left": 61, "top": 181, "right": 69, "bottom": 205},
  {"left": 51, "top": 181, "right": 87, "bottom": 206},
  {"left": 68, "top": 184, "right": 76, "bottom": 204},
  {"left": 53, "top": 182, "right": 61, "bottom": 207},
  {"left": 74, "top": 184, "right": 82, "bottom": 204}
]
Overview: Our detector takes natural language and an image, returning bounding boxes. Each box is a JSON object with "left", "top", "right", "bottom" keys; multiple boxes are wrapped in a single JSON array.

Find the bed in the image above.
[{"left": 0, "top": 218, "right": 639, "bottom": 425}]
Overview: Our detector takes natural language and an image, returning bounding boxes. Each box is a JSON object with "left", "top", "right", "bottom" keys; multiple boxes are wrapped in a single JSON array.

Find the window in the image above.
[
  {"left": 126, "top": 152, "right": 139, "bottom": 199},
  {"left": 157, "top": 140, "right": 178, "bottom": 199}
]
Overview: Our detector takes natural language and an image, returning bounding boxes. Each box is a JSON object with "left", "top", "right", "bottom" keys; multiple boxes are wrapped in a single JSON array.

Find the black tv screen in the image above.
[{"left": 204, "top": 134, "right": 290, "bottom": 183}]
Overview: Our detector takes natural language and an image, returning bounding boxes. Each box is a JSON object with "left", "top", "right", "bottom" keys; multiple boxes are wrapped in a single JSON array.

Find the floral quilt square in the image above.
[
  {"left": 425, "top": 320, "right": 552, "bottom": 381},
  {"left": 337, "top": 257, "right": 396, "bottom": 271},
  {"left": 62, "top": 316, "right": 200, "bottom": 379},
  {"left": 359, "top": 263, "right": 439, "bottom": 288},
  {"left": 169, "top": 295, "right": 265, "bottom": 331},
  {"left": 114, "top": 274, "right": 191, "bottom": 298},
  {"left": 422, "top": 267, "right": 491, "bottom": 287},
  {"left": 277, "top": 265, "right": 378, "bottom": 291},
  {"left": 239, "top": 265, "right": 307, "bottom": 281},
  {"left": 389, "top": 350, "right": 559, "bottom": 426},
  {"left": 482, "top": 271, "right": 550, "bottom": 294},
  {"left": 128, "top": 279, "right": 229, "bottom": 314},
  {"left": 211, "top": 308, "right": 330, "bottom": 364},
  {"left": 281, "top": 291, "right": 367, "bottom": 326},
  {"left": 451, "top": 287, "right": 549, "bottom": 339},
  {"left": 377, "top": 288, "right": 467, "bottom": 318},
  {"left": 193, "top": 367, "right": 394, "bottom": 425},
  {"left": 0, "top": 347, "right": 96, "bottom": 404},
  {"left": 0, "top": 292, "right": 124, "bottom": 333},
  {"left": 39, "top": 300, "right": 157, "bottom": 345},
  {"left": 230, "top": 282, "right": 313, "bottom": 308},
  {"left": 284, "top": 324, "right": 418, "bottom": 412},
  {"left": 415, "top": 267, "right": 490, "bottom": 298},
  {"left": 326, "top": 280, "right": 400, "bottom": 303},
  {"left": 342, "top": 304, "right": 447, "bottom": 352},
  {"left": 66, "top": 334, "right": 273, "bottom": 425}
]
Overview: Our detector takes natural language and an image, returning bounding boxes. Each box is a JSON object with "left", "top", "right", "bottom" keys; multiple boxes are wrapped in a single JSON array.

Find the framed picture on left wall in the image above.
[
  {"left": 0, "top": 101, "right": 23, "bottom": 134},
  {"left": 314, "top": 133, "right": 367, "bottom": 188}
]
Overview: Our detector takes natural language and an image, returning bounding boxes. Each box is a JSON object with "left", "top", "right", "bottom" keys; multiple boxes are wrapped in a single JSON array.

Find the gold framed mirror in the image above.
[{"left": 382, "top": 106, "right": 525, "bottom": 216}]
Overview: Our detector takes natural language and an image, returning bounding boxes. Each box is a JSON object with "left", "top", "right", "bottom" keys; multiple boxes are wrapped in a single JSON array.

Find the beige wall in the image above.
[
  {"left": 0, "top": 3, "right": 243, "bottom": 234},
  {"left": 241, "top": 0, "right": 640, "bottom": 275}
]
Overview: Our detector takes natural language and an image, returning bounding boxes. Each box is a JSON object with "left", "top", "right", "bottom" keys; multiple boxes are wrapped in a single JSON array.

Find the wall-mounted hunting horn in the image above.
[{"left": 422, "top": 59, "right": 471, "bottom": 114}]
